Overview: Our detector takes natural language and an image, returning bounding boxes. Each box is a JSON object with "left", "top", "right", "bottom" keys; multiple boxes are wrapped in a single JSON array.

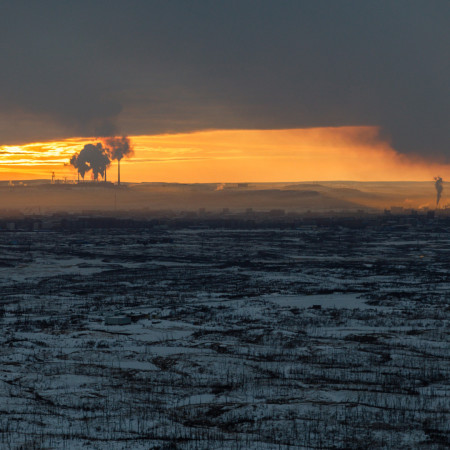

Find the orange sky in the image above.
[{"left": 0, "top": 127, "right": 448, "bottom": 183}]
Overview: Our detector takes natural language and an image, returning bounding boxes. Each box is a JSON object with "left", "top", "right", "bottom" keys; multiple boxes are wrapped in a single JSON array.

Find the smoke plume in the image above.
[
  {"left": 434, "top": 176, "right": 443, "bottom": 206},
  {"left": 70, "top": 143, "right": 110, "bottom": 180},
  {"left": 103, "top": 136, "right": 134, "bottom": 161},
  {"left": 70, "top": 153, "right": 89, "bottom": 179}
]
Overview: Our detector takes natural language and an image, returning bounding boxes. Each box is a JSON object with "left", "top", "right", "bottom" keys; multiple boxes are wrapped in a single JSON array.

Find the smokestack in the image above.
[
  {"left": 434, "top": 176, "right": 443, "bottom": 207},
  {"left": 103, "top": 136, "right": 134, "bottom": 186}
]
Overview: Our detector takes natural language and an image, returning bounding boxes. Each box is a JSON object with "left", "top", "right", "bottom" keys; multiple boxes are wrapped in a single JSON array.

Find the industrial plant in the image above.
[{"left": 69, "top": 136, "right": 134, "bottom": 185}]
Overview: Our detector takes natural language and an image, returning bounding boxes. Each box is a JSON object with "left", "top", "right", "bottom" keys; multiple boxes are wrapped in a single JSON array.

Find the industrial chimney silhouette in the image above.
[{"left": 103, "top": 136, "right": 133, "bottom": 187}]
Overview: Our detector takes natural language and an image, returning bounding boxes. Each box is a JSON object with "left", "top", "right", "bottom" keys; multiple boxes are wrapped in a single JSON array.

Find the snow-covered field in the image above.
[{"left": 0, "top": 221, "right": 448, "bottom": 448}]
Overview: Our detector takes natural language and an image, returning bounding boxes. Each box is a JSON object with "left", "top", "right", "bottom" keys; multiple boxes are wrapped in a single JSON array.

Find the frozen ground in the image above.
[{"left": 0, "top": 219, "right": 449, "bottom": 449}]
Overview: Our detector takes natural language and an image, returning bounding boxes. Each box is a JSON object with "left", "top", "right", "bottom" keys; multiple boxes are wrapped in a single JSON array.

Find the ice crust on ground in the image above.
[{"left": 0, "top": 223, "right": 448, "bottom": 448}]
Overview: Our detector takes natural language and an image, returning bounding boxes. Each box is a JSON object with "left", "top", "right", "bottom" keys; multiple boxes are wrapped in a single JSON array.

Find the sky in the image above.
[
  {"left": 2, "top": 128, "right": 450, "bottom": 183},
  {"left": 0, "top": 1, "right": 448, "bottom": 181}
]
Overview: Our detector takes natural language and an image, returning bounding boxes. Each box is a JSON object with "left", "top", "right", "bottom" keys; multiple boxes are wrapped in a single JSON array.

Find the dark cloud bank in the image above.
[{"left": 0, "top": 1, "right": 448, "bottom": 158}]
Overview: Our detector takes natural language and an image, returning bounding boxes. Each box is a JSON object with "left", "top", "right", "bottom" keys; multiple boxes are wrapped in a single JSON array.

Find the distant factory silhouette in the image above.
[{"left": 70, "top": 136, "right": 134, "bottom": 185}]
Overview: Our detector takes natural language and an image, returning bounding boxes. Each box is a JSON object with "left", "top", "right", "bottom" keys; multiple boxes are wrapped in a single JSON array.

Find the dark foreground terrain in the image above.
[{"left": 0, "top": 214, "right": 449, "bottom": 449}]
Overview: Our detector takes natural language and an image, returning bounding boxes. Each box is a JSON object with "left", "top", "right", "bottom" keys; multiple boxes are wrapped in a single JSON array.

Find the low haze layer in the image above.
[{"left": 0, "top": 180, "right": 444, "bottom": 214}]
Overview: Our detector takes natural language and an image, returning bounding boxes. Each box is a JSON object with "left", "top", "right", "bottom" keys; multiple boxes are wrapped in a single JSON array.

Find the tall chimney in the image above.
[{"left": 118, "top": 159, "right": 121, "bottom": 186}]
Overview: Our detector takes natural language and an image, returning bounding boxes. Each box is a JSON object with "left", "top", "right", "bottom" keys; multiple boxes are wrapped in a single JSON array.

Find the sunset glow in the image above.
[{"left": 0, "top": 127, "right": 447, "bottom": 183}]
